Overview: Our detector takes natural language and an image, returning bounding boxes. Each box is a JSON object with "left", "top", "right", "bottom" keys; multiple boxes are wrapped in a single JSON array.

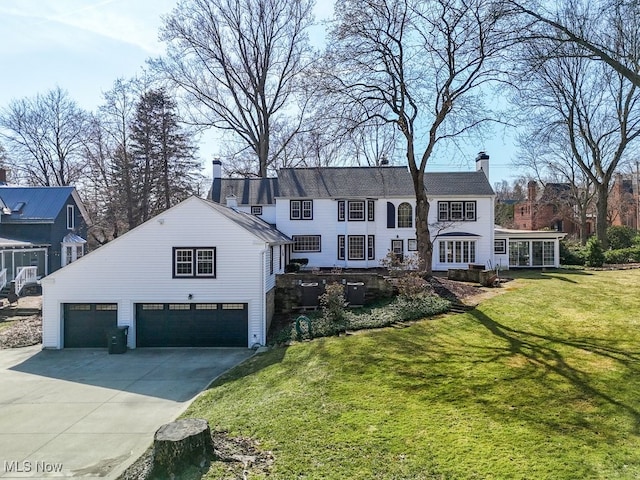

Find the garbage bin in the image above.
[
  {"left": 346, "top": 282, "right": 366, "bottom": 307},
  {"left": 107, "top": 326, "right": 128, "bottom": 354}
]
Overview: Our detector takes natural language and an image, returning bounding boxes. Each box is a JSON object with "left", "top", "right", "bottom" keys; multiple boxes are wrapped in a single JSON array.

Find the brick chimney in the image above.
[
  {"left": 527, "top": 180, "right": 537, "bottom": 201},
  {"left": 475, "top": 152, "right": 489, "bottom": 180}
]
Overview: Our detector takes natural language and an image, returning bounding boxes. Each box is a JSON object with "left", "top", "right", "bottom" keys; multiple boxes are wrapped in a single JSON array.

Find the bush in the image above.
[
  {"left": 560, "top": 239, "right": 586, "bottom": 266},
  {"left": 584, "top": 236, "right": 605, "bottom": 267},
  {"left": 319, "top": 282, "right": 347, "bottom": 333},
  {"left": 604, "top": 245, "right": 640, "bottom": 264},
  {"left": 281, "top": 294, "right": 451, "bottom": 344},
  {"left": 285, "top": 263, "right": 301, "bottom": 273},
  {"left": 607, "top": 225, "right": 638, "bottom": 250}
]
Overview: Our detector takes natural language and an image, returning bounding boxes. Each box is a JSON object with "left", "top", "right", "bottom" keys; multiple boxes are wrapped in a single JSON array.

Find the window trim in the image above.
[
  {"left": 66, "top": 205, "right": 75, "bottom": 230},
  {"left": 172, "top": 247, "right": 216, "bottom": 279},
  {"left": 438, "top": 240, "right": 477, "bottom": 264},
  {"left": 251, "top": 205, "right": 263, "bottom": 215},
  {"left": 397, "top": 202, "right": 413, "bottom": 228},
  {"left": 408, "top": 239, "right": 418, "bottom": 251},
  {"left": 338, "top": 235, "right": 345, "bottom": 260},
  {"left": 338, "top": 200, "right": 345, "bottom": 221},
  {"left": 494, "top": 239, "right": 507, "bottom": 255},
  {"left": 290, "top": 200, "right": 313, "bottom": 220},
  {"left": 292, "top": 235, "right": 321, "bottom": 253},
  {"left": 348, "top": 235, "right": 366, "bottom": 260},
  {"left": 367, "top": 235, "right": 375, "bottom": 260},
  {"left": 367, "top": 200, "right": 375, "bottom": 222},
  {"left": 348, "top": 200, "right": 366, "bottom": 221},
  {"left": 437, "top": 201, "right": 477, "bottom": 222}
]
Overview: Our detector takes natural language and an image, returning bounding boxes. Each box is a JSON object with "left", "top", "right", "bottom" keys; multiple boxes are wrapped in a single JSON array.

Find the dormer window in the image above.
[{"left": 67, "top": 205, "right": 75, "bottom": 230}]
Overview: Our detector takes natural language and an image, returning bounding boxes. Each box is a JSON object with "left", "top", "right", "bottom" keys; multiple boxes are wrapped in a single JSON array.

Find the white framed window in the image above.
[
  {"left": 464, "top": 202, "right": 476, "bottom": 221},
  {"left": 408, "top": 239, "right": 418, "bottom": 251},
  {"left": 338, "top": 200, "right": 345, "bottom": 221},
  {"left": 367, "top": 235, "right": 375, "bottom": 260},
  {"left": 348, "top": 236, "right": 365, "bottom": 260},
  {"left": 450, "top": 202, "right": 463, "bottom": 220},
  {"left": 173, "top": 247, "right": 216, "bottom": 278},
  {"left": 438, "top": 240, "right": 476, "bottom": 263},
  {"left": 397, "top": 202, "right": 412, "bottom": 228},
  {"left": 251, "top": 206, "right": 263, "bottom": 215},
  {"left": 348, "top": 201, "right": 365, "bottom": 221},
  {"left": 66, "top": 205, "right": 75, "bottom": 230},
  {"left": 292, "top": 235, "right": 321, "bottom": 252},
  {"left": 367, "top": 200, "right": 375, "bottom": 221},
  {"left": 338, "top": 235, "right": 345, "bottom": 260},
  {"left": 290, "top": 200, "right": 313, "bottom": 220},
  {"left": 494, "top": 239, "right": 507, "bottom": 254}
]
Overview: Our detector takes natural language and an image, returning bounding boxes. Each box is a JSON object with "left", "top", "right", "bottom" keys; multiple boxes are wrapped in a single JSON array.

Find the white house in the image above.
[
  {"left": 41, "top": 196, "right": 291, "bottom": 349},
  {"left": 211, "top": 155, "right": 496, "bottom": 271}
]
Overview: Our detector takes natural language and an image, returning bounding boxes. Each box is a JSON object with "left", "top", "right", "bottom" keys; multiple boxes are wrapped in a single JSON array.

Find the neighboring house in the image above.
[
  {"left": 0, "top": 185, "right": 89, "bottom": 291},
  {"left": 609, "top": 173, "right": 639, "bottom": 229},
  {"left": 41, "top": 196, "right": 291, "bottom": 349},
  {"left": 209, "top": 153, "right": 565, "bottom": 271}
]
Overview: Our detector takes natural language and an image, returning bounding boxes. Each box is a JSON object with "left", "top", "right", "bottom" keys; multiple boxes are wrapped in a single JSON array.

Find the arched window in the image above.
[{"left": 397, "top": 202, "right": 412, "bottom": 228}]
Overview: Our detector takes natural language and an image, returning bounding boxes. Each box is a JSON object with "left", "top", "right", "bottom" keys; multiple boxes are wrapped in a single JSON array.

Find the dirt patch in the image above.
[
  {"left": 0, "top": 315, "right": 42, "bottom": 348},
  {"left": 117, "top": 430, "right": 274, "bottom": 480}
]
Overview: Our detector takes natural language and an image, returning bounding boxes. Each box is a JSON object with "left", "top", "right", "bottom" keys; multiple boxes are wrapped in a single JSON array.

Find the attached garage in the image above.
[
  {"left": 136, "top": 303, "right": 248, "bottom": 347},
  {"left": 63, "top": 303, "right": 117, "bottom": 348}
]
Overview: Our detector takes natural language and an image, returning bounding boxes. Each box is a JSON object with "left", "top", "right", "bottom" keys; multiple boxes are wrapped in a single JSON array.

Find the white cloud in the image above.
[{"left": 0, "top": 0, "right": 176, "bottom": 55}]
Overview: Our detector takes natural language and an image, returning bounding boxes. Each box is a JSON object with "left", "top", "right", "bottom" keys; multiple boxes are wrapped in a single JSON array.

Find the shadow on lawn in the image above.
[{"left": 470, "top": 309, "right": 640, "bottom": 434}]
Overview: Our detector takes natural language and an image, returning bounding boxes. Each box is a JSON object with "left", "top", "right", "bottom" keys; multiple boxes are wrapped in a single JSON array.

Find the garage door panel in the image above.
[
  {"left": 64, "top": 304, "right": 117, "bottom": 348},
  {"left": 136, "top": 303, "right": 247, "bottom": 347}
]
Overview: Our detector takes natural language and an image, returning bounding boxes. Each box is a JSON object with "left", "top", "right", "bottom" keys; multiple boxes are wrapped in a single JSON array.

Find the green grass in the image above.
[{"left": 185, "top": 269, "right": 640, "bottom": 479}]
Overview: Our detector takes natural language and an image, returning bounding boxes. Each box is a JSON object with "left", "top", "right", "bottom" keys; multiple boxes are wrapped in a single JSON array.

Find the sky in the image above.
[{"left": 0, "top": 0, "right": 518, "bottom": 187}]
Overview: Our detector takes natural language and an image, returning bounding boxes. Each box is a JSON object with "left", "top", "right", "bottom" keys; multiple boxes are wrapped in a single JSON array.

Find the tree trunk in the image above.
[
  {"left": 596, "top": 183, "right": 609, "bottom": 249},
  {"left": 413, "top": 177, "right": 432, "bottom": 276},
  {"left": 151, "top": 418, "right": 214, "bottom": 479}
]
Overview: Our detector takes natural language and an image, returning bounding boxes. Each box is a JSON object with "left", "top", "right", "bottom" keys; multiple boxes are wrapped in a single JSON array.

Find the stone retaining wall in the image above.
[{"left": 275, "top": 272, "right": 394, "bottom": 314}]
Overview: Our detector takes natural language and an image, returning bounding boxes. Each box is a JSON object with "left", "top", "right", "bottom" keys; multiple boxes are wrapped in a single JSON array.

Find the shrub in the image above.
[
  {"left": 285, "top": 263, "right": 301, "bottom": 273},
  {"left": 584, "top": 236, "right": 605, "bottom": 267},
  {"left": 606, "top": 225, "right": 637, "bottom": 250},
  {"left": 560, "top": 239, "right": 586, "bottom": 266},
  {"left": 395, "top": 271, "right": 431, "bottom": 298},
  {"left": 319, "top": 282, "right": 347, "bottom": 333},
  {"left": 604, "top": 245, "right": 640, "bottom": 264}
]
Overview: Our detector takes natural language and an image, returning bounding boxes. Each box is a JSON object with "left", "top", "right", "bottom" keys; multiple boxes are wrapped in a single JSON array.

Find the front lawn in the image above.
[{"left": 186, "top": 269, "right": 640, "bottom": 479}]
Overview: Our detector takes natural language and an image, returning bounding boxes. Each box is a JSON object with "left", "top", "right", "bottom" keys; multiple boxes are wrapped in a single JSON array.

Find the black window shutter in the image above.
[{"left": 387, "top": 202, "right": 395, "bottom": 228}]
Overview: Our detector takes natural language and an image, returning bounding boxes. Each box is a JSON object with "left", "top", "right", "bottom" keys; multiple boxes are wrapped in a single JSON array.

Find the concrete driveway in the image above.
[{"left": 0, "top": 346, "right": 254, "bottom": 479}]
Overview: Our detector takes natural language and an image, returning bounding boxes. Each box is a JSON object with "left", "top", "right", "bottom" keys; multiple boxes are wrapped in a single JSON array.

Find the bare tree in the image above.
[
  {"left": 322, "top": 0, "right": 510, "bottom": 273},
  {"left": 505, "top": 0, "right": 640, "bottom": 88},
  {"left": 155, "top": 0, "right": 315, "bottom": 177},
  {"left": 0, "top": 87, "right": 90, "bottom": 186},
  {"left": 513, "top": 24, "right": 640, "bottom": 247}
]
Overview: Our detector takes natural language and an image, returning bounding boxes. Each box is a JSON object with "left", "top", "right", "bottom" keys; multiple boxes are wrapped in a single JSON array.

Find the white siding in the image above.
[
  {"left": 276, "top": 195, "right": 496, "bottom": 271},
  {"left": 42, "top": 197, "right": 269, "bottom": 349}
]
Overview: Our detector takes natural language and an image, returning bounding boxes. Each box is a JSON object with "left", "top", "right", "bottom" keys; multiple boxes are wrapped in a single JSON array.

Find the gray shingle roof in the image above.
[
  {"left": 424, "top": 172, "right": 494, "bottom": 196},
  {"left": 201, "top": 199, "right": 291, "bottom": 245},
  {"left": 210, "top": 178, "right": 279, "bottom": 205},
  {"left": 277, "top": 166, "right": 414, "bottom": 198}
]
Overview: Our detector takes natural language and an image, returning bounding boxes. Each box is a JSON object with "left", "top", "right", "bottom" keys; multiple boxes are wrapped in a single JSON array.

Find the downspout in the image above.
[{"left": 256, "top": 245, "right": 268, "bottom": 349}]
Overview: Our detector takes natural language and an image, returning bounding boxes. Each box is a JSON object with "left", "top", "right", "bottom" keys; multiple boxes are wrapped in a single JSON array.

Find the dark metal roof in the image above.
[
  {"left": 210, "top": 178, "right": 279, "bottom": 205},
  {"left": 202, "top": 199, "right": 291, "bottom": 245},
  {"left": 424, "top": 171, "right": 495, "bottom": 196},
  {"left": 277, "top": 166, "right": 414, "bottom": 198},
  {"left": 0, "top": 187, "right": 76, "bottom": 223}
]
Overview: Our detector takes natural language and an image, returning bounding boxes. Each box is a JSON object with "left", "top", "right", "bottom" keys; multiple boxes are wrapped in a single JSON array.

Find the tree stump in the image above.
[{"left": 151, "top": 418, "right": 214, "bottom": 479}]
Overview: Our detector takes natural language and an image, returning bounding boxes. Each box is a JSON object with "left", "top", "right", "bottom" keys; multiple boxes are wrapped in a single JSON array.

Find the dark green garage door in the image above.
[
  {"left": 136, "top": 303, "right": 248, "bottom": 347},
  {"left": 64, "top": 303, "right": 118, "bottom": 348}
]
